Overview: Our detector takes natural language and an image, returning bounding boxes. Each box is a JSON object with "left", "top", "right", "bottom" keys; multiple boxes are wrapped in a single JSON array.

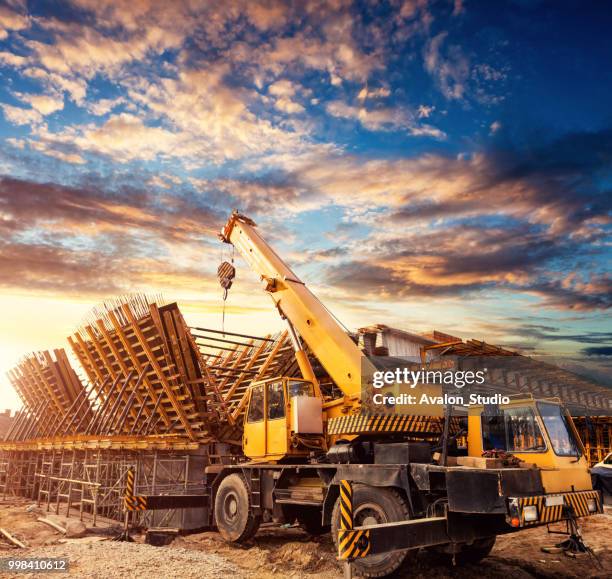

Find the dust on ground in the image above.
[{"left": 0, "top": 497, "right": 610, "bottom": 578}]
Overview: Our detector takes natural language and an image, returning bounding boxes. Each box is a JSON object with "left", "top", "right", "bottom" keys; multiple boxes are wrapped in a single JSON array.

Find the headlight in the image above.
[
  {"left": 523, "top": 505, "right": 538, "bottom": 522},
  {"left": 587, "top": 498, "right": 597, "bottom": 513}
]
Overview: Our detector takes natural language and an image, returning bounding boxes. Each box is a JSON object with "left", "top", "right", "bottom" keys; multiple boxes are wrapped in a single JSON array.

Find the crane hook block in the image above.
[{"left": 218, "top": 261, "right": 236, "bottom": 291}]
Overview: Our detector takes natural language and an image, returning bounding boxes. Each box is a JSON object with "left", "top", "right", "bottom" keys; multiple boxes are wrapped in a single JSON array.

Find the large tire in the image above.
[
  {"left": 331, "top": 484, "right": 415, "bottom": 578},
  {"left": 214, "top": 473, "right": 261, "bottom": 543}
]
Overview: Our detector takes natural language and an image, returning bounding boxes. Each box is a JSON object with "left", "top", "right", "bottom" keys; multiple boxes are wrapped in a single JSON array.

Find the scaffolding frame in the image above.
[{"left": 0, "top": 448, "right": 208, "bottom": 529}]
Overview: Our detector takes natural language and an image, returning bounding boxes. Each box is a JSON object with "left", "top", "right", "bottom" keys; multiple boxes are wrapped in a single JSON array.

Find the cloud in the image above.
[
  {"left": 0, "top": 175, "right": 219, "bottom": 243},
  {"left": 85, "top": 97, "right": 125, "bottom": 116},
  {"left": 0, "top": 1, "right": 608, "bottom": 323},
  {"left": 246, "top": 1, "right": 288, "bottom": 31},
  {"left": 357, "top": 86, "right": 391, "bottom": 101},
  {"left": 27, "top": 139, "right": 86, "bottom": 165},
  {"left": 0, "top": 176, "right": 224, "bottom": 297},
  {"left": 268, "top": 80, "right": 306, "bottom": 114},
  {"left": 68, "top": 113, "right": 182, "bottom": 162},
  {"left": 0, "top": 1, "right": 394, "bottom": 167},
  {"left": 528, "top": 276, "right": 612, "bottom": 311},
  {"left": 324, "top": 221, "right": 610, "bottom": 311},
  {"left": 225, "top": 128, "right": 610, "bottom": 310},
  {"left": 147, "top": 173, "right": 183, "bottom": 189},
  {"left": 417, "top": 104, "right": 435, "bottom": 118},
  {"left": 266, "top": 32, "right": 380, "bottom": 84},
  {"left": 0, "top": 241, "right": 124, "bottom": 295},
  {"left": 582, "top": 346, "right": 612, "bottom": 357},
  {"left": 22, "top": 67, "right": 88, "bottom": 104},
  {"left": 23, "top": 13, "right": 184, "bottom": 79},
  {"left": 125, "top": 67, "right": 310, "bottom": 163},
  {"left": 327, "top": 223, "right": 553, "bottom": 297},
  {"left": 0, "top": 50, "right": 27, "bottom": 67},
  {"left": 14, "top": 92, "right": 64, "bottom": 115},
  {"left": 0, "top": 3, "right": 30, "bottom": 37},
  {"left": 424, "top": 32, "right": 469, "bottom": 100},
  {"left": 0, "top": 103, "right": 42, "bottom": 126},
  {"left": 325, "top": 100, "right": 446, "bottom": 138}
]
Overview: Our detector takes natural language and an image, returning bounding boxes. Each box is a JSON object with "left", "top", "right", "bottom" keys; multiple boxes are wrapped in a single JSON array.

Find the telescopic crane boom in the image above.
[{"left": 220, "top": 211, "right": 363, "bottom": 400}]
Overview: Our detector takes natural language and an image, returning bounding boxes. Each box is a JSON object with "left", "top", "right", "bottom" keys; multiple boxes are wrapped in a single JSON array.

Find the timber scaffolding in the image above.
[{"left": 0, "top": 295, "right": 299, "bottom": 528}]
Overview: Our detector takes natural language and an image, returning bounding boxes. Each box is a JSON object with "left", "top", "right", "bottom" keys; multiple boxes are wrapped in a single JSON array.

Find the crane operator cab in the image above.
[
  {"left": 467, "top": 397, "right": 592, "bottom": 493},
  {"left": 243, "top": 377, "right": 324, "bottom": 461}
]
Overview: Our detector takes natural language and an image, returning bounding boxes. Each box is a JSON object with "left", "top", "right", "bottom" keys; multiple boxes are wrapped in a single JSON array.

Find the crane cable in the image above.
[{"left": 217, "top": 246, "right": 235, "bottom": 336}]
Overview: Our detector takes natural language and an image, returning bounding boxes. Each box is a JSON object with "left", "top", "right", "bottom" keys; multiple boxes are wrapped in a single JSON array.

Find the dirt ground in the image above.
[{"left": 0, "top": 497, "right": 610, "bottom": 578}]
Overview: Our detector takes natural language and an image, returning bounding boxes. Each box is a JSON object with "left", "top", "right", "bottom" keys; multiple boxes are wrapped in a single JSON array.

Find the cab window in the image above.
[
  {"left": 287, "top": 380, "right": 313, "bottom": 398},
  {"left": 537, "top": 402, "right": 581, "bottom": 457},
  {"left": 267, "top": 382, "right": 285, "bottom": 420},
  {"left": 481, "top": 407, "right": 546, "bottom": 452},
  {"left": 247, "top": 385, "right": 264, "bottom": 423}
]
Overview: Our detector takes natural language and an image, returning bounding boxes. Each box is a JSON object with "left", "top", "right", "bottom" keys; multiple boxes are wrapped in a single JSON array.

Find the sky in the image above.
[{"left": 0, "top": 0, "right": 610, "bottom": 409}]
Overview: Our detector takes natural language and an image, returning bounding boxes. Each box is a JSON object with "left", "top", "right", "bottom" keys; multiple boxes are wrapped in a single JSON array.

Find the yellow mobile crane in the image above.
[{"left": 204, "top": 211, "right": 601, "bottom": 577}]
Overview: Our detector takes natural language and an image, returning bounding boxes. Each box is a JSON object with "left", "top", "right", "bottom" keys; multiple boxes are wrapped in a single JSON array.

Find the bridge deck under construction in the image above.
[{"left": 1, "top": 295, "right": 610, "bottom": 529}]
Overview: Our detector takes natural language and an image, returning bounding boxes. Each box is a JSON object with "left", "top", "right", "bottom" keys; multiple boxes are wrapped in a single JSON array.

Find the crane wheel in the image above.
[
  {"left": 331, "top": 484, "right": 416, "bottom": 578},
  {"left": 214, "top": 473, "right": 261, "bottom": 543}
]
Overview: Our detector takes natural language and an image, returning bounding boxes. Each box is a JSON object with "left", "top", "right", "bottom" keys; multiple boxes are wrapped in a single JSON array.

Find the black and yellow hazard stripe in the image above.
[
  {"left": 564, "top": 490, "right": 601, "bottom": 518},
  {"left": 338, "top": 528, "right": 372, "bottom": 560},
  {"left": 328, "top": 413, "right": 459, "bottom": 436},
  {"left": 124, "top": 494, "right": 147, "bottom": 511},
  {"left": 337, "top": 480, "right": 372, "bottom": 560},
  {"left": 124, "top": 467, "right": 148, "bottom": 511},
  {"left": 517, "top": 490, "right": 601, "bottom": 526},
  {"left": 339, "top": 480, "right": 353, "bottom": 531}
]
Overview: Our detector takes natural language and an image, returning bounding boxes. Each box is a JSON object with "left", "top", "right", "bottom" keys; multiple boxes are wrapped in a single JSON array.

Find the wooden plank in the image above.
[
  {"left": 68, "top": 336, "right": 98, "bottom": 390},
  {"left": 171, "top": 305, "right": 232, "bottom": 420},
  {"left": 36, "top": 517, "right": 66, "bottom": 534},
  {"left": 122, "top": 304, "right": 196, "bottom": 440},
  {"left": 455, "top": 456, "right": 505, "bottom": 469},
  {"left": 231, "top": 331, "right": 288, "bottom": 422},
  {"left": 106, "top": 310, "right": 171, "bottom": 429},
  {"left": 55, "top": 349, "right": 83, "bottom": 403},
  {"left": 0, "top": 527, "right": 27, "bottom": 548},
  {"left": 73, "top": 333, "right": 107, "bottom": 394},
  {"left": 85, "top": 324, "right": 141, "bottom": 427},
  {"left": 24, "top": 357, "right": 64, "bottom": 422},
  {"left": 97, "top": 317, "right": 157, "bottom": 426},
  {"left": 41, "top": 351, "right": 71, "bottom": 410},
  {"left": 223, "top": 337, "right": 270, "bottom": 403}
]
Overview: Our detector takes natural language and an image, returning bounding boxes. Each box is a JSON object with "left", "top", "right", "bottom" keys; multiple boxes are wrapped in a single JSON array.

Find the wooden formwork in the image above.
[
  {"left": 3, "top": 296, "right": 300, "bottom": 451},
  {"left": 192, "top": 327, "right": 299, "bottom": 442},
  {"left": 6, "top": 350, "right": 93, "bottom": 440},
  {"left": 67, "top": 297, "right": 229, "bottom": 442}
]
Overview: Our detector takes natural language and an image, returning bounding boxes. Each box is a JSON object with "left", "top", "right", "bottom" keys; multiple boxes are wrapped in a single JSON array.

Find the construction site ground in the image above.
[{"left": 0, "top": 497, "right": 610, "bottom": 579}]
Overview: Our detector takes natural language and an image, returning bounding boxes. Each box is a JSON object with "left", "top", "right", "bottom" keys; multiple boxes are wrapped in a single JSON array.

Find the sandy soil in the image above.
[{"left": 0, "top": 498, "right": 610, "bottom": 578}]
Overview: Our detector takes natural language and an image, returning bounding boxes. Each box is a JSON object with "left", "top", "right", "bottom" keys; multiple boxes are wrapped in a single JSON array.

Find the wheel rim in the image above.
[
  {"left": 353, "top": 502, "right": 389, "bottom": 566},
  {"left": 223, "top": 491, "right": 239, "bottom": 523}
]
